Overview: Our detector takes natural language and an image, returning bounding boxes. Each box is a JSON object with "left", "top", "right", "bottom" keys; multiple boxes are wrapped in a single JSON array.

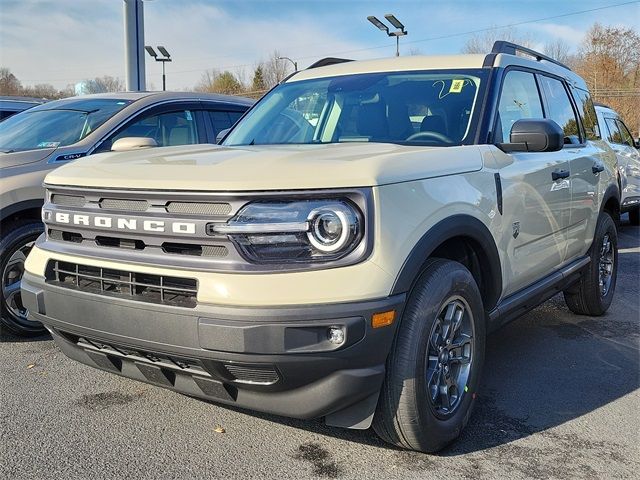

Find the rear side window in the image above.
[
  {"left": 604, "top": 117, "right": 623, "bottom": 144},
  {"left": 209, "top": 110, "right": 244, "bottom": 136},
  {"left": 496, "top": 70, "right": 544, "bottom": 142},
  {"left": 571, "top": 89, "right": 600, "bottom": 140},
  {"left": 615, "top": 119, "right": 636, "bottom": 148},
  {"left": 538, "top": 75, "right": 580, "bottom": 145}
]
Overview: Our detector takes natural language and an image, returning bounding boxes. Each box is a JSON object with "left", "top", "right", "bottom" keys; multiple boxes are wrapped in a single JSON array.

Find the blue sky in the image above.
[{"left": 1, "top": 0, "right": 638, "bottom": 90}]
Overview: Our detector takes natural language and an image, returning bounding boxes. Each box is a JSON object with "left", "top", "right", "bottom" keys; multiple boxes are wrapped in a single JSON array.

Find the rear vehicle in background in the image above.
[
  {"left": 0, "top": 91, "right": 253, "bottom": 335},
  {"left": 0, "top": 96, "right": 46, "bottom": 122},
  {"left": 595, "top": 104, "right": 640, "bottom": 224}
]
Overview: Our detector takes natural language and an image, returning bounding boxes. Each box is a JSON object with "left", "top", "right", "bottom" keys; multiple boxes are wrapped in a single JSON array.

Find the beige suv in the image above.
[{"left": 21, "top": 42, "right": 620, "bottom": 452}]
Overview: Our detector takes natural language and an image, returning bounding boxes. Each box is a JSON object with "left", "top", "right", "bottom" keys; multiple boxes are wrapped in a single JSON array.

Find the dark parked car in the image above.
[
  {"left": 0, "top": 91, "right": 253, "bottom": 335},
  {"left": 0, "top": 96, "right": 47, "bottom": 121}
]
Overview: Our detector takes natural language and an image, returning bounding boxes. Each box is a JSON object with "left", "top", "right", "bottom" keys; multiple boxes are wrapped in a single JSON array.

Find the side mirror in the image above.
[
  {"left": 216, "top": 128, "right": 230, "bottom": 144},
  {"left": 111, "top": 137, "right": 158, "bottom": 152},
  {"left": 497, "top": 119, "right": 564, "bottom": 153}
]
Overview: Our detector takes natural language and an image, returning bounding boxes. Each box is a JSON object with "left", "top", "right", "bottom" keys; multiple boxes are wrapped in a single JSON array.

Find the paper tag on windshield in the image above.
[
  {"left": 449, "top": 80, "right": 465, "bottom": 93},
  {"left": 37, "top": 141, "right": 60, "bottom": 148}
]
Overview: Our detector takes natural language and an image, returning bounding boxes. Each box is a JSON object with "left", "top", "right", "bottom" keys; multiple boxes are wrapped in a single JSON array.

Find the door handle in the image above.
[
  {"left": 592, "top": 163, "right": 605, "bottom": 174},
  {"left": 552, "top": 169, "right": 570, "bottom": 181}
]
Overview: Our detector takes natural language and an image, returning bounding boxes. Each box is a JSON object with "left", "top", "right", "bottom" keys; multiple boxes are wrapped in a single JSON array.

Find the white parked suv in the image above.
[
  {"left": 22, "top": 42, "right": 620, "bottom": 452},
  {"left": 594, "top": 103, "right": 640, "bottom": 224}
]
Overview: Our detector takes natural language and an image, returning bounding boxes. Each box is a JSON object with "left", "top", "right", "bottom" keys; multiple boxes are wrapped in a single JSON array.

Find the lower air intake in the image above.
[{"left": 46, "top": 260, "right": 197, "bottom": 308}]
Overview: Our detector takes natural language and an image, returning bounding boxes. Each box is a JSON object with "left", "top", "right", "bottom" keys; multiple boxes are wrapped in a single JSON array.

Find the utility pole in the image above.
[{"left": 123, "top": 0, "right": 146, "bottom": 91}]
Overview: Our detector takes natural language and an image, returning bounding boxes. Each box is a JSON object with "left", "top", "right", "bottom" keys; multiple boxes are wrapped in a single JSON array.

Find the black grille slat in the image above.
[{"left": 47, "top": 261, "right": 197, "bottom": 308}]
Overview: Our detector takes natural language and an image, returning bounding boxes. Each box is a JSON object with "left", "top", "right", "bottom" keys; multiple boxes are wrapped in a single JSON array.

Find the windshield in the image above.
[
  {"left": 224, "top": 69, "right": 487, "bottom": 147},
  {"left": 0, "top": 99, "right": 133, "bottom": 152}
]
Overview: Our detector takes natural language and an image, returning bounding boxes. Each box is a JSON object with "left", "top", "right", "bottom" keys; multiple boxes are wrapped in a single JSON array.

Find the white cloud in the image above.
[{"left": 527, "top": 23, "right": 586, "bottom": 48}]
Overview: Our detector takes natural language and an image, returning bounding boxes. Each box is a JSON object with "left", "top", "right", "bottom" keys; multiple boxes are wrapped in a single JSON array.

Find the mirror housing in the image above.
[
  {"left": 111, "top": 137, "right": 158, "bottom": 152},
  {"left": 216, "top": 128, "right": 230, "bottom": 144},
  {"left": 497, "top": 119, "right": 564, "bottom": 153}
]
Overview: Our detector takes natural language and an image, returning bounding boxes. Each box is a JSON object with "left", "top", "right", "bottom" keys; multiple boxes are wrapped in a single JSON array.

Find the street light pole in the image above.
[
  {"left": 367, "top": 14, "right": 407, "bottom": 57},
  {"left": 145, "top": 45, "right": 171, "bottom": 91},
  {"left": 278, "top": 56, "right": 298, "bottom": 72}
]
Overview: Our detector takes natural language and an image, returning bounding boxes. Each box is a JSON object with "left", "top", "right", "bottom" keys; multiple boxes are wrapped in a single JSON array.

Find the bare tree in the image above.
[
  {"left": 462, "top": 27, "right": 536, "bottom": 54},
  {"left": 195, "top": 70, "right": 244, "bottom": 94},
  {"left": 543, "top": 39, "right": 576, "bottom": 66},
  {"left": 575, "top": 23, "right": 640, "bottom": 135},
  {"left": 0, "top": 67, "right": 23, "bottom": 95},
  {"left": 262, "top": 50, "right": 291, "bottom": 89}
]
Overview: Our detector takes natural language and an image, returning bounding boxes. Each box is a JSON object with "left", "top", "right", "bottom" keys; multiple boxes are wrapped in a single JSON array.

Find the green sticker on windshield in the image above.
[{"left": 37, "top": 141, "right": 60, "bottom": 148}]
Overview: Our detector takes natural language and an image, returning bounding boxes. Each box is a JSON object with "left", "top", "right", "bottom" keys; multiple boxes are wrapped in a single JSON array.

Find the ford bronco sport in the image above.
[{"left": 22, "top": 42, "right": 620, "bottom": 452}]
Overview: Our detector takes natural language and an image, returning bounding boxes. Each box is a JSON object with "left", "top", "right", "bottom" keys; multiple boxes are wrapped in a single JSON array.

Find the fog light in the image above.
[{"left": 327, "top": 327, "right": 345, "bottom": 345}]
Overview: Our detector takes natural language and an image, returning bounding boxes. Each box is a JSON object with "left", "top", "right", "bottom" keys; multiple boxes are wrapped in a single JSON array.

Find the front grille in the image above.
[
  {"left": 100, "top": 198, "right": 149, "bottom": 211},
  {"left": 46, "top": 260, "right": 197, "bottom": 308},
  {"left": 166, "top": 201, "right": 232, "bottom": 216},
  {"left": 224, "top": 363, "right": 280, "bottom": 385},
  {"left": 162, "top": 242, "right": 228, "bottom": 257},
  {"left": 49, "top": 229, "right": 83, "bottom": 243},
  {"left": 51, "top": 194, "right": 85, "bottom": 207}
]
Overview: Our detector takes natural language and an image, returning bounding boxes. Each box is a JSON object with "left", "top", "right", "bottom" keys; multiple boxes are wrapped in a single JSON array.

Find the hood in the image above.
[
  {"left": 44, "top": 143, "right": 484, "bottom": 191},
  {"left": 0, "top": 147, "right": 56, "bottom": 169}
]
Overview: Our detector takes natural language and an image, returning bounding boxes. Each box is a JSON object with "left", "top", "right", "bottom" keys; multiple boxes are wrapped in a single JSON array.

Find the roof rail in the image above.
[
  {"left": 307, "top": 57, "right": 354, "bottom": 69},
  {"left": 491, "top": 41, "right": 572, "bottom": 71}
]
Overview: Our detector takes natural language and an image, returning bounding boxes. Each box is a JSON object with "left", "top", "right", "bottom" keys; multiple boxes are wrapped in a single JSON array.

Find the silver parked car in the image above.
[
  {"left": 595, "top": 104, "right": 640, "bottom": 224},
  {"left": 0, "top": 91, "right": 253, "bottom": 335}
]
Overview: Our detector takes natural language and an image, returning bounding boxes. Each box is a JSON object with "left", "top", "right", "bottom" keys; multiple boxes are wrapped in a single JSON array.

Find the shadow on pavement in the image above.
[
  {"left": 208, "top": 220, "right": 639, "bottom": 455},
  {"left": 0, "top": 326, "right": 51, "bottom": 343}
]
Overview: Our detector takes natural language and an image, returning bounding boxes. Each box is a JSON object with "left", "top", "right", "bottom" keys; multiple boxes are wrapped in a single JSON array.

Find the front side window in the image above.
[
  {"left": 496, "top": 70, "right": 544, "bottom": 142},
  {"left": 103, "top": 110, "right": 199, "bottom": 150},
  {"left": 571, "top": 89, "right": 600, "bottom": 140},
  {"left": 538, "top": 75, "right": 580, "bottom": 145},
  {"left": 224, "top": 69, "right": 487, "bottom": 147},
  {"left": 0, "top": 99, "right": 132, "bottom": 153}
]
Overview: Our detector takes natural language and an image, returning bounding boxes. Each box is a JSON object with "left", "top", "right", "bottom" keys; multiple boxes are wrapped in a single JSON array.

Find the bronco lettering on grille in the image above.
[{"left": 43, "top": 210, "right": 197, "bottom": 235}]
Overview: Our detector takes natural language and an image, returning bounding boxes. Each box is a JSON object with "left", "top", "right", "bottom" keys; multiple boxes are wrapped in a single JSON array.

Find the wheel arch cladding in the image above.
[
  {"left": 601, "top": 183, "right": 620, "bottom": 219},
  {"left": 0, "top": 199, "right": 44, "bottom": 224},
  {"left": 390, "top": 214, "right": 502, "bottom": 312}
]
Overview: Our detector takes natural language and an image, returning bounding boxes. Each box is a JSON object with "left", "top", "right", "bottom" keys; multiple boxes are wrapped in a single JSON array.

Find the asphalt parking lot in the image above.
[{"left": 1, "top": 217, "right": 638, "bottom": 480}]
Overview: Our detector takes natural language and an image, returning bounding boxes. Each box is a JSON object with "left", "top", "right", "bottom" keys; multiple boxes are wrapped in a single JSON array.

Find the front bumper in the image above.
[{"left": 22, "top": 271, "right": 404, "bottom": 427}]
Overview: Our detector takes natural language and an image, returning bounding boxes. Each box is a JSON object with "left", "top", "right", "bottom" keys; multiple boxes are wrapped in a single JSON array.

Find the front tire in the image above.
[
  {"left": 1, "top": 221, "right": 46, "bottom": 336},
  {"left": 373, "top": 258, "right": 485, "bottom": 453},
  {"left": 563, "top": 212, "right": 618, "bottom": 316}
]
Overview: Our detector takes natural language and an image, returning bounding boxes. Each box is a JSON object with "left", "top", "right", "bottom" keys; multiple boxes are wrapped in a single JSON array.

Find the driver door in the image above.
[{"left": 494, "top": 69, "right": 571, "bottom": 295}]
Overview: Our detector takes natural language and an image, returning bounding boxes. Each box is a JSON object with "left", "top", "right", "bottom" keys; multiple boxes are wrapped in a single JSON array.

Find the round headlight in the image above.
[{"left": 307, "top": 207, "right": 351, "bottom": 252}]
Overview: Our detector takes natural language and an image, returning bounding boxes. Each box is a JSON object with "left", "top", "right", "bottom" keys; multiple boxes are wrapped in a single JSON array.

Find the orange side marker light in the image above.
[{"left": 372, "top": 310, "right": 395, "bottom": 329}]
